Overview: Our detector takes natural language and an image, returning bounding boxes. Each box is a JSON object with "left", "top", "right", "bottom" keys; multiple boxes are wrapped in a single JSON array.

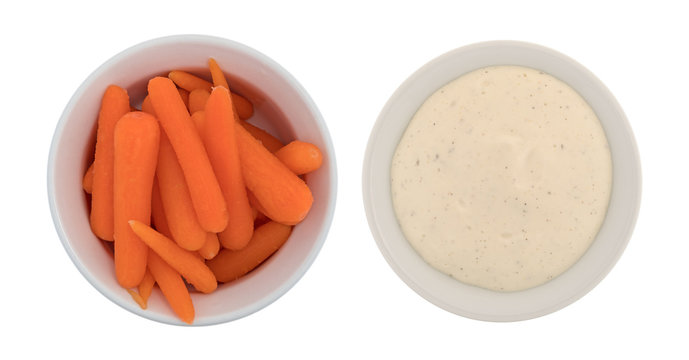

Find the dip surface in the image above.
[{"left": 390, "top": 65, "right": 612, "bottom": 292}]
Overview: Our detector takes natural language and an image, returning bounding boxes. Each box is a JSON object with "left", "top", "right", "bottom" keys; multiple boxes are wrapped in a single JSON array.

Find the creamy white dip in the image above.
[{"left": 391, "top": 65, "right": 612, "bottom": 292}]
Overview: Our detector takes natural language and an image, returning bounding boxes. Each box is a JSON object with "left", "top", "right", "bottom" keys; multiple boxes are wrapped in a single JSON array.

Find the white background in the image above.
[{"left": 2, "top": 0, "right": 687, "bottom": 358}]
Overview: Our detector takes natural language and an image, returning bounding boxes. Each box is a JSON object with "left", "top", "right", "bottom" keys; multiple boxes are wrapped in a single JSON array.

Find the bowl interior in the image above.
[
  {"left": 363, "top": 41, "right": 641, "bottom": 321},
  {"left": 48, "top": 35, "right": 336, "bottom": 325}
]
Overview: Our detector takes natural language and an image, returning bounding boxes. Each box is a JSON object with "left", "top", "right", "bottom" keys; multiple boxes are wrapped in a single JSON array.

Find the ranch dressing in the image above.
[{"left": 391, "top": 65, "right": 612, "bottom": 292}]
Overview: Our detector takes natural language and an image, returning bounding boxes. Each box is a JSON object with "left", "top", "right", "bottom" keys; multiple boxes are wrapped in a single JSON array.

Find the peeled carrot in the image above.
[
  {"left": 208, "top": 58, "right": 254, "bottom": 119},
  {"left": 127, "top": 288, "right": 147, "bottom": 309},
  {"left": 90, "top": 85, "right": 130, "bottom": 241},
  {"left": 203, "top": 87, "right": 254, "bottom": 250},
  {"left": 148, "top": 76, "right": 228, "bottom": 233},
  {"left": 141, "top": 95, "right": 156, "bottom": 116},
  {"left": 138, "top": 269, "right": 156, "bottom": 307},
  {"left": 197, "top": 232, "right": 220, "bottom": 260},
  {"left": 190, "top": 110, "right": 205, "bottom": 133},
  {"left": 129, "top": 220, "right": 217, "bottom": 294},
  {"left": 188, "top": 88, "right": 210, "bottom": 115},
  {"left": 150, "top": 179, "right": 171, "bottom": 237},
  {"left": 208, "top": 57, "right": 229, "bottom": 90},
  {"left": 156, "top": 131, "right": 208, "bottom": 251},
  {"left": 275, "top": 140, "right": 323, "bottom": 175},
  {"left": 168, "top": 70, "right": 212, "bottom": 92},
  {"left": 240, "top": 121, "right": 284, "bottom": 153},
  {"left": 231, "top": 93, "right": 254, "bottom": 120},
  {"left": 177, "top": 88, "right": 190, "bottom": 111},
  {"left": 234, "top": 121, "right": 313, "bottom": 225},
  {"left": 147, "top": 249, "right": 194, "bottom": 324},
  {"left": 246, "top": 191, "right": 271, "bottom": 227},
  {"left": 82, "top": 161, "right": 94, "bottom": 194},
  {"left": 127, "top": 269, "right": 155, "bottom": 310},
  {"left": 113, "top": 112, "right": 160, "bottom": 288},
  {"left": 169, "top": 69, "right": 254, "bottom": 120},
  {"left": 207, "top": 221, "right": 292, "bottom": 283}
]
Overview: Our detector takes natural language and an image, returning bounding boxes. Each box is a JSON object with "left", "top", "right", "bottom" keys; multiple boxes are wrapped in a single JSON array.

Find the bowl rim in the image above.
[
  {"left": 362, "top": 40, "right": 641, "bottom": 322},
  {"left": 47, "top": 34, "right": 337, "bottom": 326}
]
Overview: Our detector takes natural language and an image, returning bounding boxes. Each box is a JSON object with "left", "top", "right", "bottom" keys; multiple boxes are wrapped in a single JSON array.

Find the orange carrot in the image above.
[
  {"left": 254, "top": 211, "right": 270, "bottom": 228},
  {"left": 177, "top": 88, "right": 190, "bottom": 110},
  {"left": 90, "top": 85, "right": 130, "bottom": 241},
  {"left": 127, "top": 269, "right": 155, "bottom": 310},
  {"left": 168, "top": 70, "right": 212, "bottom": 92},
  {"left": 231, "top": 93, "right": 254, "bottom": 120},
  {"left": 169, "top": 68, "right": 253, "bottom": 120},
  {"left": 147, "top": 249, "right": 194, "bottom": 324},
  {"left": 150, "top": 179, "right": 171, "bottom": 237},
  {"left": 141, "top": 95, "right": 156, "bottom": 116},
  {"left": 208, "top": 58, "right": 254, "bottom": 119},
  {"left": 138, "top": 269, "right": 156, "bottom": 307},
  {"left": 208, "top": 57, "right": 229, "bottom": 90},
  {"left": 127, "top": 288, "right": 147, "bottom": 309},
  {"left": 234, "top": 121, "right": 313, "bottom": 225},
  {"left": 246, "top": 191, "right": 271, "bottom": 227},
  {"left": 113, "top": 112, "right": 160, "bottom": 288},
  {"left": 203, "top": 87, "right": 254, "bottom": 249},
  {"left": 188, "top": 88, "right": 210, "bottom": 115},
  {"left": 190, "top": 110, "right": 205, "bottom": 133},
  {"left": 275, "top": 140, "right": 323, "bottom": 175},
  {"left": 129, "top": 220, "right": 217, "bottom": 294},
  {"left": 148, "top": 76, "right": 228, "bottom": 233},
  {"left": 207, "top": 221, "right": 292, "bottom": 283},
  {"left": 156, "top": 131, "right": 208, "bottom": 251},
  {"left": 197, "top": 232, "right": 220, "bottom": 260},
  {"left": 240, "top": 121, "right": 284, "bottom": 153},
  {"left": 82, "top": 161, "right": 94, "bottom": 194}
]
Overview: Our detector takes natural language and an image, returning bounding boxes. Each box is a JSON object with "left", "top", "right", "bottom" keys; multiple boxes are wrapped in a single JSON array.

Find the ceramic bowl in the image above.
[
  {"left": 48, "top": 34, "right": 337, "bottom": 326},
  {"left": 363, "top": 41, "right": 641, "bottom": 321}
]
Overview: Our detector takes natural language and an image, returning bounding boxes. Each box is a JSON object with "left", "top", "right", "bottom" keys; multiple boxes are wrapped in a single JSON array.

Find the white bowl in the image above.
[
  {"left": 363, "top": 41, "right": 641, "bottom": 321},
  {"left": 48, "top": 34, "right": 337, "bottom": 326}
]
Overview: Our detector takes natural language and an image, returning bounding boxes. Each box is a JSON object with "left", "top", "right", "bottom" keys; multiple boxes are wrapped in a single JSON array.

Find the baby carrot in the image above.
[
  {"left": 90, "top": 85, "right": 130, "bottom": 241},
  {"left": 82, "top": 161, "right": 94, "bottom": 194},
  {"left": 177, "top": 88, "right": 190, "bottom": 111},
  {"left": 239, "top": 121, "right": 284, "bottom": 153},
  {"left": 138, "top": 269, "right": 156, "bottom": 307},
  {"left": 234, "top": 121, "right": 313, "bottom": 225},
  {"left": 207, "top": 221, "right": 292, "bottom": 283},
  {"left": 208, "top": 57, "right": 229, "bottom": 90},
  {"left": 150, "top": 179, "right": 171, "bottom": 237},
  {"left": 197, "top": 232, "right": 220, "bottom": 260},
  {"left": 190, "top": 110, "right": 205, "bottom": 133},
  {"left": 203, "top": 86, "right": 254, "bottom": 250},
  {"left": 231, "top": 93, "right": 254, "bottom": 120},
  {"left": 169, "top": 68, "right": 254, "bottom": 119},
  {"left": 129, "top": 220, "right": 217, "bottom": 294},
  {"left": 127, "top": 269, "right": 155, "bottom": 310},
  {"left": 275, "top": 140, "right": 323, "bottom": 175},
  {"left": 156, "top": 131, "right": 208, "bottom": 251},
  {"left": 208, "top": 58, "right": 254, "bottom": 119},
  {"left": 113, "top": 112, "right": 160, "bottom": 288},
  {"left": 141, "top": 95, "right": 156, "bottom": 116},
  {"left": 148, "top": 76, "right": 228, "bottom": 233},
  {"left": 188, "top": 88, "right": 210, "bottom": 115},
  {"left": 168, "top": 70, "right": 212, "bottom": 92},
  {"left": 127, "top": 289, "right": 147, "bottom": 309},
  {"left": 147, "top": 249, "right": 194, "bottom": 324}
]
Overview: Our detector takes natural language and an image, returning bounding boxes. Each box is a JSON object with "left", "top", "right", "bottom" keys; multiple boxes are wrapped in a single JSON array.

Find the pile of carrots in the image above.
[{"left": 82, "top": 58, "right": 323, "bottom": 324}]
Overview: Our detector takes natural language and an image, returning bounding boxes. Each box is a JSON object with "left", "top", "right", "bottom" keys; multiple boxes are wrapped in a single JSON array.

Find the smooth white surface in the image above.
[
  {"left": 1, "top": 0, "right": 687, "bottom": 358},
  {"left": 366, "top": 43, "right": 637, "bottom": 320}
]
